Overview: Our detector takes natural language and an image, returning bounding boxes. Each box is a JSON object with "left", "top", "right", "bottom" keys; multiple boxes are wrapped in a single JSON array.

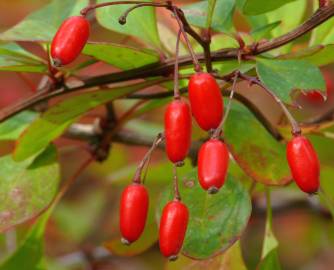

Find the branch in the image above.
[{"left": 1, "top": 5, "right": 334, "bottom": 123}]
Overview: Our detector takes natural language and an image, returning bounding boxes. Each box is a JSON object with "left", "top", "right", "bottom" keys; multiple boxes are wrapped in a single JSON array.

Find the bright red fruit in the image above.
[
  {"left": 159, "top": 200, "right": 189, "bottom": 261},
  {"left": 188, "top": 72, "right": 223, "bottom": 131},
  {"left": 286, "top": 135, "right": 320, "bottom": 194},
  {"left": 120, "top": 183, "right": 149, "bottom": 244},
  {"left": 51, "top": 16, "right": 90, "bottom": 66},
  {"left": 164, "top": 99, "right": 192, "bottom": 163},
  {"left": 198, "top": 139, "right": 229, "bottom": 193}
]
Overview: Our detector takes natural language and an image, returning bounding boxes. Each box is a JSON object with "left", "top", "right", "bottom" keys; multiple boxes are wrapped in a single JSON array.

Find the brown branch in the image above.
[{"left": 1, "top": 5, "right": 334, "bottom": 124}]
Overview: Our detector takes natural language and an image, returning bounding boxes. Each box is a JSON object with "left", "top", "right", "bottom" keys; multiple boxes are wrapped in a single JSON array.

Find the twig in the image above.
[{"left": 1, "top": 5, "right": 334, "bottom": 125}]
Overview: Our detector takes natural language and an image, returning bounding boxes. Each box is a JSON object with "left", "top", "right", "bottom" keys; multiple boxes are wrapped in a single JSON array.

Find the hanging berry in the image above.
[
  {"left": 51, "top": 16, "right": 90, "bottom": 66},
  {"left": 164, "top": 99, "right": 192, "bottom": 164},
  {"left": 119, "top": 183, "right": 149, "bottom": 244},
  {"left": 198, "top": 139, "right": 229, "bottom": 194},
  {"left": 286, "top": 135, "right": 320, "bottom": 194},
  {"left": 188, "top": 72, "right": 223, "bottom": 131},
  {"left": 159, "top": 200, "right": 189, "bottom": 261}
]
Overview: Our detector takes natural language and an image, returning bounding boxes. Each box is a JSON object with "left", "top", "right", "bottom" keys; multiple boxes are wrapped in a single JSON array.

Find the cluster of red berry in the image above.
[{"left": 51, "top": 13, "right": 321, "bottom": 261}]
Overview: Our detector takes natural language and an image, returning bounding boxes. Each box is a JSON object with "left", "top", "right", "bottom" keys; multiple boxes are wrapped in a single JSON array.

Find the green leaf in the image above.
[
  {"left": 157, "top": 170, "right": 251, "bottom": 259},
  {"left": 257, "top": 189, "right": 281, "bottom": 270},
  {"left": 206, "top": 0, "right": 217, "bottom": 29},
  {"left": 0, "top": 145, "right": 59, "bottom": 231},
  {"left": 0, "top": 111, "right": 37, "bottom": 140},
  {"left": 0, "top": 209, "right": 51, "bottom": 270},
  {"left": 256, "top": 58, "right": 326, "bottom": 102},
  {"left": 82, "top": 43, "right": 159, "bottom": 70},
  {"left": 258, "top": 249, "right": 281, "bottom": 270},
  {"left": 245, "top": 0, "right": 306, "bottom": 54},
  {"left": 0, "top": 0, "right": 88, "bottom": 41},
  {"left": 0, "top": 43, "right": 46, "bottom": 73},
  {"left": 165, "top": 241, "right": 247, "bottom": 270},
  {"left": 14, "top": 80, "right": 161, "bottom": 161},
  {"left": 310, "top": 4, "right": 334, "bottom": 47},
  {"left": 96, "top": 0, "right": 161, "bottom": 49},
  {"left": 251, "top": 21, "right": 281, "bottom": 41},
  {"left": 280, "top": 45, "right": 334, "bottom": 67},
  {"left": 183, "top": 0, "right": 235, "bottom": 32},
  {"left": 243, "top": 0, "right": 298, "bottom": 15},
  {"left": 225, "top": 103, "right": 291, "bottom": 185}
]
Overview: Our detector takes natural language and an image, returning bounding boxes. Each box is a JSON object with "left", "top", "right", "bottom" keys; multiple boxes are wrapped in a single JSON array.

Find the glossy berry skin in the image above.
[
  {"left": 51, "top": 16, "right": 90, "bottom": 66},
  {"left": 164, "top": 99, "right": 192, "bottom": 163},
  {"left": 198, "top": 139, "right": 229, "bottom": 193},
  {"left": 119, "top": 183, "right": 149, "bottom": 244},
  {"left": 287, "top": 135, "right": 320, "bottom": 194},
  {"left": 188, "top": 72, "right": 223, "bottom": 131},
  {"left": 159, "top": 200, "right": 189, "bottom": 261}
]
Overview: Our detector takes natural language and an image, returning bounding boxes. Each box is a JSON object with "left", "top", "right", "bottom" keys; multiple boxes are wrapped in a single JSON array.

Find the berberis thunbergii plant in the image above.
[{"left": 0, "top": 0, "right": 334, "bottom": 269}]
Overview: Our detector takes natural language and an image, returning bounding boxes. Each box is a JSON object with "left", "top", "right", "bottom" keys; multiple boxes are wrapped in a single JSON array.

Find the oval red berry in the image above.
[
  {"left": 188, "top": 72, "right": 223, "bottom": 131},
  {"left": 198, "top": 139, "right": 229, "bottom": 193},
  {"left": 119, "top": 183, "right": 149, "bottom": 244},
  {"left": 164, "top": 99, "right": 192, "bottom": 163},
  {"left": 51, "top": 16, "right": 90, "bottom": 66},
  {"left": 159, "top": 200, "right": 189, "bottom": 260},
  {"left": 286, "top": 135, "right": 320, "bottom": 194}
]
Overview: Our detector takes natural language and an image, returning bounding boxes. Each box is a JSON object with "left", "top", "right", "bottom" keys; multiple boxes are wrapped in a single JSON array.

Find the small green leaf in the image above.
[
  {"left": 157, "top": 170, "right": 251, "bottom": 259},
  {"left": 251, "top": 21, "right": 281, "bottom": 41},
  {"left": 0, "top": 111, "right": 37, "bottom": 141},
  {"left": 183, "top": 0, "right": 235, "bottom": 32},
  {"left": 310, "top": 8, "right": 334, "bottom": 46},
  {"left": 225, "top": 103, "right": 291, "bottom": 185},
  {"left": 256, "top": 58, "right": 326, "bottom": 102},
  {"left": 243, "top": 0, "right": 298, "bottom": 15},
  {"left": 165, "top": 241, "right": 247, "bottom": 270},
  {"left": 82, "top": 43, "right": 159, "bottom": 70},
  {"left": 257, "top": 189, "right": 281, "bottom": 270},
  {"left": 96, "top": 0, "right": 161, "bottom": 49},
  {"left": 0, "top": 43, "right": 46, "bottom": 73},
  {"left": 280, "top": 45, "right": 334, "bottom": 67},
  {"left": 258, "top": 249, "right": 281, "bottom": 270},
  {"left": 14, "top": 80, "right": 161, "bottom": 161},
  {"left": 0, "top": 0, "right": 88, "bottom": 41},
  {"left": 0, "top": 209, "right": 51, "bottom": 270},
  {"left": 0, "top": 145, "right": 59, "bottom": 232}
]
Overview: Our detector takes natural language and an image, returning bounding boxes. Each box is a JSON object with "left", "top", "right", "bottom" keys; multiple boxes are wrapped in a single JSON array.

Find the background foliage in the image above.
[{"left": 0, "top": 0, "right": 334, "bottom": 269}]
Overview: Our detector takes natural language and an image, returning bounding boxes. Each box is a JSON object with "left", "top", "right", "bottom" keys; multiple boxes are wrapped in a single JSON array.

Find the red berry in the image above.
[
  {"left": 188, "top": 72, "right": 223, "bottom": 131},
  {"left": 164, "top": 99, "right": 192, "bottom": 163},
  {"left": 51, "top": 16, "right": 90, "bottom": 66},
  {"left": 286, "top": 135, "right": 320, "bottom": 194},
  {"left": 119, "top": 183, "right": 149, "bottom": 244},
  {"left": 198, "top": 139, "right": 229, "bottom": 193},
  {"left": 159, "top": 200, "right": 189, "bottom": 261}
]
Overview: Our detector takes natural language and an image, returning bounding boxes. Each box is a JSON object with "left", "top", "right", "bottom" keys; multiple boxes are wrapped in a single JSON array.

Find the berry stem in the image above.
[
  {"left": 173, "top": 163, "right": 181, "bottom": 201},
  {"left": 212, "top": 71, "right": 239, "bottom": 139},
  {"left": 239, "top": 73, "right": 301, "bottom": 136},
  {"left": 173, "top": 29, "right": 182, "bottom": 99},
  {"left": 118, "top": 2, "right": 169, "bottom": 24},
  {"left": 172, "top": 7, "right": 202, "bottom": 72},
  {"left": 81, "top": 1, "right": 166, "bottom": 16},
  {"left": 133, "top": 133, "right": 164, "bottom": 184}
]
